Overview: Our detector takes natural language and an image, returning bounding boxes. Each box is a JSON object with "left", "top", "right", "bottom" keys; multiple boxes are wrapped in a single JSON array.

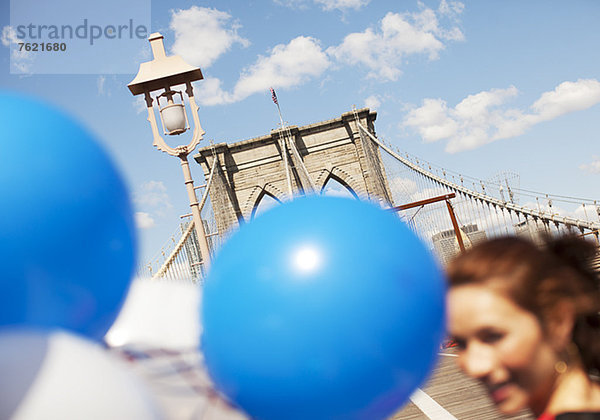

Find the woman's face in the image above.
[{"left": 447, "top": 284, "right": 559, "bottom": 415}]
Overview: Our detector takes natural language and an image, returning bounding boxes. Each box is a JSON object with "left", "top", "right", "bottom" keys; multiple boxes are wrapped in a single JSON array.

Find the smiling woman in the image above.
[{"left": 446, "top": 236, "right": 600, "bottom": 419}]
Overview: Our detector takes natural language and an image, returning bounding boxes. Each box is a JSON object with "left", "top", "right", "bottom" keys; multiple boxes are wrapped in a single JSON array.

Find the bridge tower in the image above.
[{"left": 194, "top": 108, "right": 393, "bottom": 237}]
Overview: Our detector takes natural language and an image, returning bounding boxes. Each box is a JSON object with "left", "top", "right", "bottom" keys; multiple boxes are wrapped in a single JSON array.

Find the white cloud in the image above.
[
  {"left": 389, "top": 177, "right": 418, "bottom": 199},
  {"left": 234, "top": 36, "right": 330, "bottom": 100},
  {"left": 580, "top": 156, "right": 600, "bottom": 174},
  {"left": 134, "top": 181, "right": 173, "bottom": 217},
  {"left": 1, "top": 25, "right": 14, "bottom": 47},
  {"left": 572, "top": 204, "right": 600, "bottom": 222},
  {"left": 197, "top": 36, "right": 330, "bottom": 105},
  {"left": 97, "top": 75, "right": 106, "bottom": 95},
  {"left": 274, "top": 0, "right": 369, "bottom": 11},
  {"left": 314, "top": 0, "right": 370, "bottom": 11},
  {"left": 411, "top": 186, "right": 446, "bottom": 203},
  {"left": 98, "top": 75, "right": 119, "bottom": 97},
  {"left": 195, "top": 77, "right": 233, "bottom": 106},
  {"left": 169, "top": 6, "right": 250, "bottom": 69},
  {"left": 364, "top": 95, "right": 381, "bottom": 110},
  {"left": 135, "top": 212, "right": 156, "bottom": 229},
  {"left": 181, "top": 2, "right": 462, "bottom": 106},
  {"left": 389, "top": 177, "right": 449, "bottom": 206},
  {"left": 521, "top": 200, "right": 569, "bottom": 220},
  {"left": 403, "top": 97, "right": 460, "bottom": 142},
  {"left": 273, "top": 0, "right": 311, "bottom": 9},
  {"left": 327, "top": 4, "right": 464, "bottom": 81},
  {"left": 438, "top": 0, "right": 465, "bottom": 18},
  {"left": 403, "top": 79, "right": 600, "bottom": 153},
  {"left": 2, "top": 25, "right": 34, "bottom": 73},
  {"left": 132, "top": 95, "right": 147, "bottom": 114},
  {"left": 532, "top": 79, "right": 600, "bottom": 120}
]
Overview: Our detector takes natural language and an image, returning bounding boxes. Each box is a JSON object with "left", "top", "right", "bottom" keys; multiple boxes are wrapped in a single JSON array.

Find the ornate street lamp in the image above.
[{"left": 128, "top": 32, "right": 212, "bottom": 270}]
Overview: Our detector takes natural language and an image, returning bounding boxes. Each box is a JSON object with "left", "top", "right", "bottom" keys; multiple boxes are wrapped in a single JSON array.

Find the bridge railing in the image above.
[{"left": 355, "top": 121, "right": 600, "bottom": 266}]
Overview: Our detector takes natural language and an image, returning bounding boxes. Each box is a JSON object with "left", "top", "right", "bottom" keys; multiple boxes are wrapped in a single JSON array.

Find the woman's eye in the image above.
[{"left": 480, "top": 330, "right": 504, "bottom": 344}]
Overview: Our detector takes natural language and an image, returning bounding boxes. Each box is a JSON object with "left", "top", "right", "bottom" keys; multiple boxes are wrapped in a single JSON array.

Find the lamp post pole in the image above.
[
  {"left": 180, "top": 154, "right": 211, "bottom": 270},
  {"left": 129, "top": 32, "right": 212, "bottom": 271}
]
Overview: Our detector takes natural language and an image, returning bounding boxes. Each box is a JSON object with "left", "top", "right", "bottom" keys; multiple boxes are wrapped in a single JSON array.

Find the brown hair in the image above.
[{"left": 447, "top": 235, "right": 600, "bottom": 379}]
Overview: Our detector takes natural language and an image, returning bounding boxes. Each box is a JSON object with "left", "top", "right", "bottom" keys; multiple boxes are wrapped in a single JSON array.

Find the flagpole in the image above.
[
  {"left": 276, "top": 102, "right": 285, "bottom": 130},
  {"left": 271, "top": 88, "right": 293, "bottom": 199}
]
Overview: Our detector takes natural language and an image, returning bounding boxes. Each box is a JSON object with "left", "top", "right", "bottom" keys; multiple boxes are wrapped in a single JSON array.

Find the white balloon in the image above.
[
  {"left": 0, "top": 329, "right": 164, "bottom": 420},
  {"left": 105, "top": 278, "right": 201, "bottom": 349}
]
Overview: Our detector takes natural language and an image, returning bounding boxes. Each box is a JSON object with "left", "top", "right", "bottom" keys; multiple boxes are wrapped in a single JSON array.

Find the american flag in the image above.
[{"left": 270, "top": 87, "right": 278, "bottom": 105}]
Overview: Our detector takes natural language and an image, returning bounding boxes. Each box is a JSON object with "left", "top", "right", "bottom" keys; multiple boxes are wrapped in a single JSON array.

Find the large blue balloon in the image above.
[
  {"left": 0, "top": 92, "right": 136, "bottom": 340},
  {"left": 202, "top": 196, "right": 445, "bottom": 420}
]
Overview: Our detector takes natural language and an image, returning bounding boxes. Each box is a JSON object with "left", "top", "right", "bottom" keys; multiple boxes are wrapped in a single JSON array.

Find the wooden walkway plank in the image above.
[{"left": 392, "top": 350, "right": 533, "bottom": 419}]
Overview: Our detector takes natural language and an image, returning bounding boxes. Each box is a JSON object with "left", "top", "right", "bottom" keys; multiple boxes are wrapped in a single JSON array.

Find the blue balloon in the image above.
[
  {"left": 0, "top": 92, "right": 136, "bottom": 340},
  {"left": 202, "top": 196, "right": 445, "bottom": 420}
]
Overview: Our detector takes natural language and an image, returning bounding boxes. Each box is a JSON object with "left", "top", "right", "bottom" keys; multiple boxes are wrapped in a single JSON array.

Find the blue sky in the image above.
[{"left": 2, "top": 0, "right": 600, "bottom": 265}]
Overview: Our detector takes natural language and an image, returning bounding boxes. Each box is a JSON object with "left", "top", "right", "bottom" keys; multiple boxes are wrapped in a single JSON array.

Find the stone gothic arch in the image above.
[
  {"left": 315, "top": 166, "right": 364, "bottom": 199},
  {"left": 194, "top": 108, "right": 393, "bottom": 237},
  {"left": 242, "top": 183, "right": 286, "bottom": 219}
]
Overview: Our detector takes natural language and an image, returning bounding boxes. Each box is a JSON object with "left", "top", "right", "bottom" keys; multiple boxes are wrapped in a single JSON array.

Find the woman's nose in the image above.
[{"left": 460, "top": 342, "right": 496, "bottom": 380}]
